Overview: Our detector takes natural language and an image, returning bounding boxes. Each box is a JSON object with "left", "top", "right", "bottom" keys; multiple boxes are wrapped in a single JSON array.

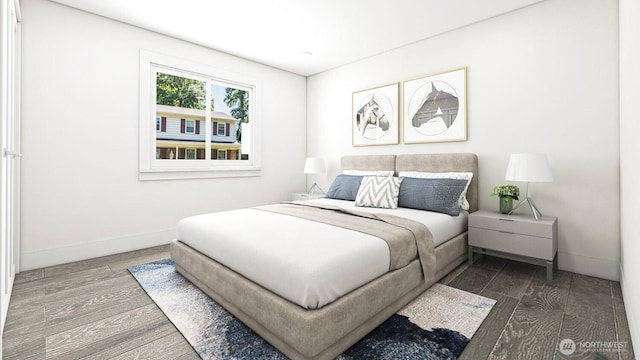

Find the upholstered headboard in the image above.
[
  {"left": 340, "top": 155, "right": 396, "bottom": 172},
  {"left": 340, "top": 153, "right": 479, "bottom": 212}
]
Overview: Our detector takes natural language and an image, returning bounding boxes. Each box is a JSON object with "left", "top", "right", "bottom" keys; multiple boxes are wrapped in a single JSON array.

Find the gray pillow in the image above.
[
  {"left": 325, "top": 175, "right": 363, "bottom": 201},
  {"left": 398, "top": 177, "right": 469, "bottom": 216}
]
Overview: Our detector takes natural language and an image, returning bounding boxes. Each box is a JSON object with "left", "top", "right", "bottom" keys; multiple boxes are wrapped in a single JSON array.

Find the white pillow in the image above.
[
  {"left": 398, "top": 171, "right": 473, "bottom": 210},
  {"left": 355, "top": 176, "right": 402, "bottom": 209},
  {"left": 343, "top": 169, "right": 395, "bottom": 177}
]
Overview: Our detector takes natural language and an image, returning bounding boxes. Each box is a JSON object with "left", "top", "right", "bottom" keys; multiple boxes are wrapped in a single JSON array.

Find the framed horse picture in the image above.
[
  {"left": 352, "top": 83, "right": 399, "bottom": 146},
  {"left": 402, "top": 67, "right": 467, "bottom": 144}
]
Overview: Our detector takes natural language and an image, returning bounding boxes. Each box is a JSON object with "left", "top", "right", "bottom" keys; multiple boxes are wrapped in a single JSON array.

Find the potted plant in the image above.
[{"left": 490, "top": 185, "right": 520, "bottom": 214}]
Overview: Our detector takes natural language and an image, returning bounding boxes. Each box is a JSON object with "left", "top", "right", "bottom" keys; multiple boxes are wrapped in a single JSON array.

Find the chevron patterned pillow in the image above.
[{"left": 355, "top": 176, "right": 403, "bottom": 209}]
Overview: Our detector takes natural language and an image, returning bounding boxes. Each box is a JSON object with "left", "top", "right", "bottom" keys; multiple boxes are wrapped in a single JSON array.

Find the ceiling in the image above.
[{"left": 48, "top": 0, "right": 545, "bottom": 76}]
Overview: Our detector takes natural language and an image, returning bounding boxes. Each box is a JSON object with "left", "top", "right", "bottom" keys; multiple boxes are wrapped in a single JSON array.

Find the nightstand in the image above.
[
  {"left": 291, "top": 192, "right": 325, "bottom": 201},
  {"left": 468, "top": 210, "right": 558, "bottom": 283}
]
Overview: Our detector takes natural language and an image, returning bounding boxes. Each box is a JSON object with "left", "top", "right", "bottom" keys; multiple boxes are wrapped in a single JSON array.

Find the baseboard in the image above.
[
  {"left": 557, "top": 251, "right": 620, "bottom": 281},
  {"left": 620, "top": 265, "right": 640, "bottom": 357},
  {"left": 20, "top": 229, "right": 175, "bottom": 271}
]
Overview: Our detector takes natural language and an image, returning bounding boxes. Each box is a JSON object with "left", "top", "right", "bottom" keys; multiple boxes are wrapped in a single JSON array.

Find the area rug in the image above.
[{"left": 129, "top": 259, "right": 495, "bottom": 359}]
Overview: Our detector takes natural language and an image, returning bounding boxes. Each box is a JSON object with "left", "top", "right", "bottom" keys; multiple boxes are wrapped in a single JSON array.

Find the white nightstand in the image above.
[
  {"left": 468, "top": 210, "right": 558, "bottom": 283},
  {"left": 291, "top": 193, "right": 325, "bottom": 201}
]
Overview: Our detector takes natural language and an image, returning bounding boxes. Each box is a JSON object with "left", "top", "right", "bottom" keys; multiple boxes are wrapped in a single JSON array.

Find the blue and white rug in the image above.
[{"left": 129, "top": 259, "right": 495, "bottom": 359}]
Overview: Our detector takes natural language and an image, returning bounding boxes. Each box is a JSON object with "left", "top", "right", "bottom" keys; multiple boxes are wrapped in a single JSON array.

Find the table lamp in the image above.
[
  {"left": 304, "top": 157, "right": 326, "bottom": 194},
  {"left": 505, "top": 153, "right": 553, "bottom": 220}
]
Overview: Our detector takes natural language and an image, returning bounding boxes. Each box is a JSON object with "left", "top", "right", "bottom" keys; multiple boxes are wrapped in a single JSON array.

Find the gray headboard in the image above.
[
  {"left": 340, "top": 153, "right": 479, "bottom": 212},
  {"left": 341, "top": 155, "right": 396, "bottom": 172}
]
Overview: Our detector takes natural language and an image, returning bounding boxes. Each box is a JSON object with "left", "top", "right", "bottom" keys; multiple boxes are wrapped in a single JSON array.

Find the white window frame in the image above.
[
  {"left": 156, "top": 117, "right": 161, "bottom": 131},
  {"left": 185, "top": 119, "right": 195, "bottom": 134},
  {"left": 217, "top": 123, "right": 226, "bottom": 136},
  {"left": 217, "top": 149, "right": 227, "bottom": 160},
  {"left": 139, "top": 50, "right": 262, "bottom": 180}
]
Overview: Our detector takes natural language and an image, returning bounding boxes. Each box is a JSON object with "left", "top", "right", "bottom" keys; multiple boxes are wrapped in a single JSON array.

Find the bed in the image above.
[{"left": 170, "top": 153, "right": 479, "bottom": 360}]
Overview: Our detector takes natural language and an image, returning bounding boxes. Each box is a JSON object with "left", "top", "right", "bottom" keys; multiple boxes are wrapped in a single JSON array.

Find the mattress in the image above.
[
  {"left": 177, "top": 199, "right": 467, "bottom": 309},
  {"left": 310, "top": 198, "right": 468, "bottom": 247}
]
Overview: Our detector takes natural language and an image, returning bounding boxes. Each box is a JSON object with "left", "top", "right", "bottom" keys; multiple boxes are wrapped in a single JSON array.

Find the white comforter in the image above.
[{"left": 177, "top": 199, "right": 467, "bottom": 309}]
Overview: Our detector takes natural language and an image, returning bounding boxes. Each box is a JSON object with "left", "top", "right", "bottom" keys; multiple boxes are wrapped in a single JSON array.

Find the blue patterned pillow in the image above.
[
  {"left": 355, "top": 176, "right": 403, "bottom": 209},
  {"left": 398, "top": 177, "right": 469, "bottom": 216},
  {"left": 325, "top": 175, "right": 363, "bottom": 201}
]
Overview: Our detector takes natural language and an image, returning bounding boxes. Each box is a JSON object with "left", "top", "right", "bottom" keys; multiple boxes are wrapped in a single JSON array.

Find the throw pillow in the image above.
[
  {"left": 398, "top": 177, "right": 469, "bottom": 215},
  {"left": 355, "top": 176, "right": 402, "bottom": 209},
  {"left": 325, "top": 174, "right": 363, "bottom": 201},
  {"left": 398, "top": 171, "right": 473, "bottom": 210}
]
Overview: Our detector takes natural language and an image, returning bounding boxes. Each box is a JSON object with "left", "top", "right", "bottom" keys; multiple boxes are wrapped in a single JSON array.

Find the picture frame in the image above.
[
  {"left": 352, "top": 83, "right": 399, "bottom": 146},
  {"left": 402, "top": 67, "right": 467, "bottom": 144}
]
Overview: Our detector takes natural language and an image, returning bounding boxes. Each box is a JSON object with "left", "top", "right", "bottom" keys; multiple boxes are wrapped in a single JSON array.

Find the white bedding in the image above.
[{"left": 177, "top": 199, "right": 467, "bottom": 309}]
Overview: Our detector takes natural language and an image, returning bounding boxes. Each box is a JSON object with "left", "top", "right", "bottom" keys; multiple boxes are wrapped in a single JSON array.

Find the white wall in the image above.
[
  {"left": 20, "top": 0, "right": 307, "bottom": 270},
  {"left": 307, "top": 0, "right": 620, "bottom": 280},
  {"left": 620, "top": 0, "right": 640, "bottom": 353}
]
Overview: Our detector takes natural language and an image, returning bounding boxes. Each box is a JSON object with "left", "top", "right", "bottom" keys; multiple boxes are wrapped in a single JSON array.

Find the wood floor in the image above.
[{"left": 2, "top": 245, "right": 635, "bottom": 360}]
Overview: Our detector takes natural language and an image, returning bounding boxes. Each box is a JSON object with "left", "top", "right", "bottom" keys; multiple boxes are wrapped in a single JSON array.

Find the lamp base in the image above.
[
  {"left": 509, "top": 196, "right": 543, "bottom": 220},
  {"left": 307, "top": 182, "right": 325, "bottom": 195}
]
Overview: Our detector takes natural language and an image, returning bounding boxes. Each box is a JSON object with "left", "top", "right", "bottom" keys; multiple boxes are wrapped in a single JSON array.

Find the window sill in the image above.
[{"left": 139, "top": 167, "right": 262, "bottom": 181}]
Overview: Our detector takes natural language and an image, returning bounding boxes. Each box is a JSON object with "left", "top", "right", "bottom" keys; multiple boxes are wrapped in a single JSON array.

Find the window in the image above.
[
  {"left": 139, "top": 50, "right": 261, "bottom": 180},
  {"left": 185, "top": 120, "right": 196, "bottom": 134}
]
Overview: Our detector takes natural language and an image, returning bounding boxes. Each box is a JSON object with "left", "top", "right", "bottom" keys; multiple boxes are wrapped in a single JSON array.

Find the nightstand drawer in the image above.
[
  {"left": 468, "top": 227, "right": 555, "bottom": 260},
  {"left": 469, "top": 216, "right": 517, "bottom": 232},
  {"left": 469, "top": 213, "right": 556, "bottom": 238}
]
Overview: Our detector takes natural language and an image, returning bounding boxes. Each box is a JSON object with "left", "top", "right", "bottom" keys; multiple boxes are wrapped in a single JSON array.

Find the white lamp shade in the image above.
[
  {"left": 303, "top": 157, "right": 326, "bottom": 174},
  {"left": 505, "top": 153, "right": 553, "bottom": 182}
]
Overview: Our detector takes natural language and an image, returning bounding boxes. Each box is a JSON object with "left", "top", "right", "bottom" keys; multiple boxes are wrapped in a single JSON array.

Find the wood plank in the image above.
[
  {"left": 484, "top": 262, "right": 536, "bottom": 299},
  {"left": 105, "top": 332, "right": 200, "bottom": 360},
  {"left": 42, "top": 245, "right": 168, "bottom": 278},
  {"left": 3, "top": 293, "right": 153, "bottom": 345},
  {"left": 9, "top": 271, "right": 134, "bottom": 312},
  {"left": 519, "top": 279, "right": 569, "bottom": 311},
  {"left": 45, "top": 281, "right": 146, "bottom": 321},
  {"left": 472, "top": 254, "right": 508, "bottom": 272},
  {"left": 487, "top": 304, "right": 563, "bottom": 360},
  {"left": 3, "top": 304, "right": 45, "bottom": 331},
  {"left": 613, "top": 297, "right": 636, "bottom": 360},
  {"left": 458, "top": 292, "right": 519, "bottom": 360},
  {"left": 438, "top": 262, "right": 469, "bottom": 286},
  {"left": 448, "top": 266, "right": 497, "bottom": 294},
  {"left": 13, "top": 266, "right": 114, "bottom": 295},
  {"left": 556, "top": 314, "right": 617, "bottom": 360},
  {"left": 49, "top": 318, "right": 176, "bottom": 360},
  {"left": 45, "top": 303, "right": 165, "bottom": 359},
  {"left": 565, "top": 274, "right": 614, "bottom": 326},
  {"left": 1, "top": 337, "right": 45, "bottom": 360},
  {"left": 14, "top": 268, "right": 44, "bottom": 284},
  {"left": 532, "top": 267, "right": 573, "bottom": 289}
]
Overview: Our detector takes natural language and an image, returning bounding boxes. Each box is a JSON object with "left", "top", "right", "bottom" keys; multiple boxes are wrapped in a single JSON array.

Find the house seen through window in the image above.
[{"left": 154, "top": 72, "right": 250, "bottom": 162}]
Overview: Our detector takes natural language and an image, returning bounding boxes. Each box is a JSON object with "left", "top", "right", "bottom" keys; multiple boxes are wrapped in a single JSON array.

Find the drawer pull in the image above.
[
  {"left": 499, "top": 230, "right": 515, "bottom": 234},
  {"left": 499, "top": 218, "right": 514, "bottom": 222}
]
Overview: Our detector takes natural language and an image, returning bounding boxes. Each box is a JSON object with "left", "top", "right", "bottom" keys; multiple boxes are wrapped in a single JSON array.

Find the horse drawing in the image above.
[
  {"left": 356, "top": 94, "right": 389, "bottom": 136},
  {"left": 411, "top": 82, "right": 459, "bottom": 129}
]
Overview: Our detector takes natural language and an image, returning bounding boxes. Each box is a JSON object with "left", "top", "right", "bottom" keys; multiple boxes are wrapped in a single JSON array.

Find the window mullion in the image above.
[{"left": 205, "top": 79, "right": 212, "bottom": 161}]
